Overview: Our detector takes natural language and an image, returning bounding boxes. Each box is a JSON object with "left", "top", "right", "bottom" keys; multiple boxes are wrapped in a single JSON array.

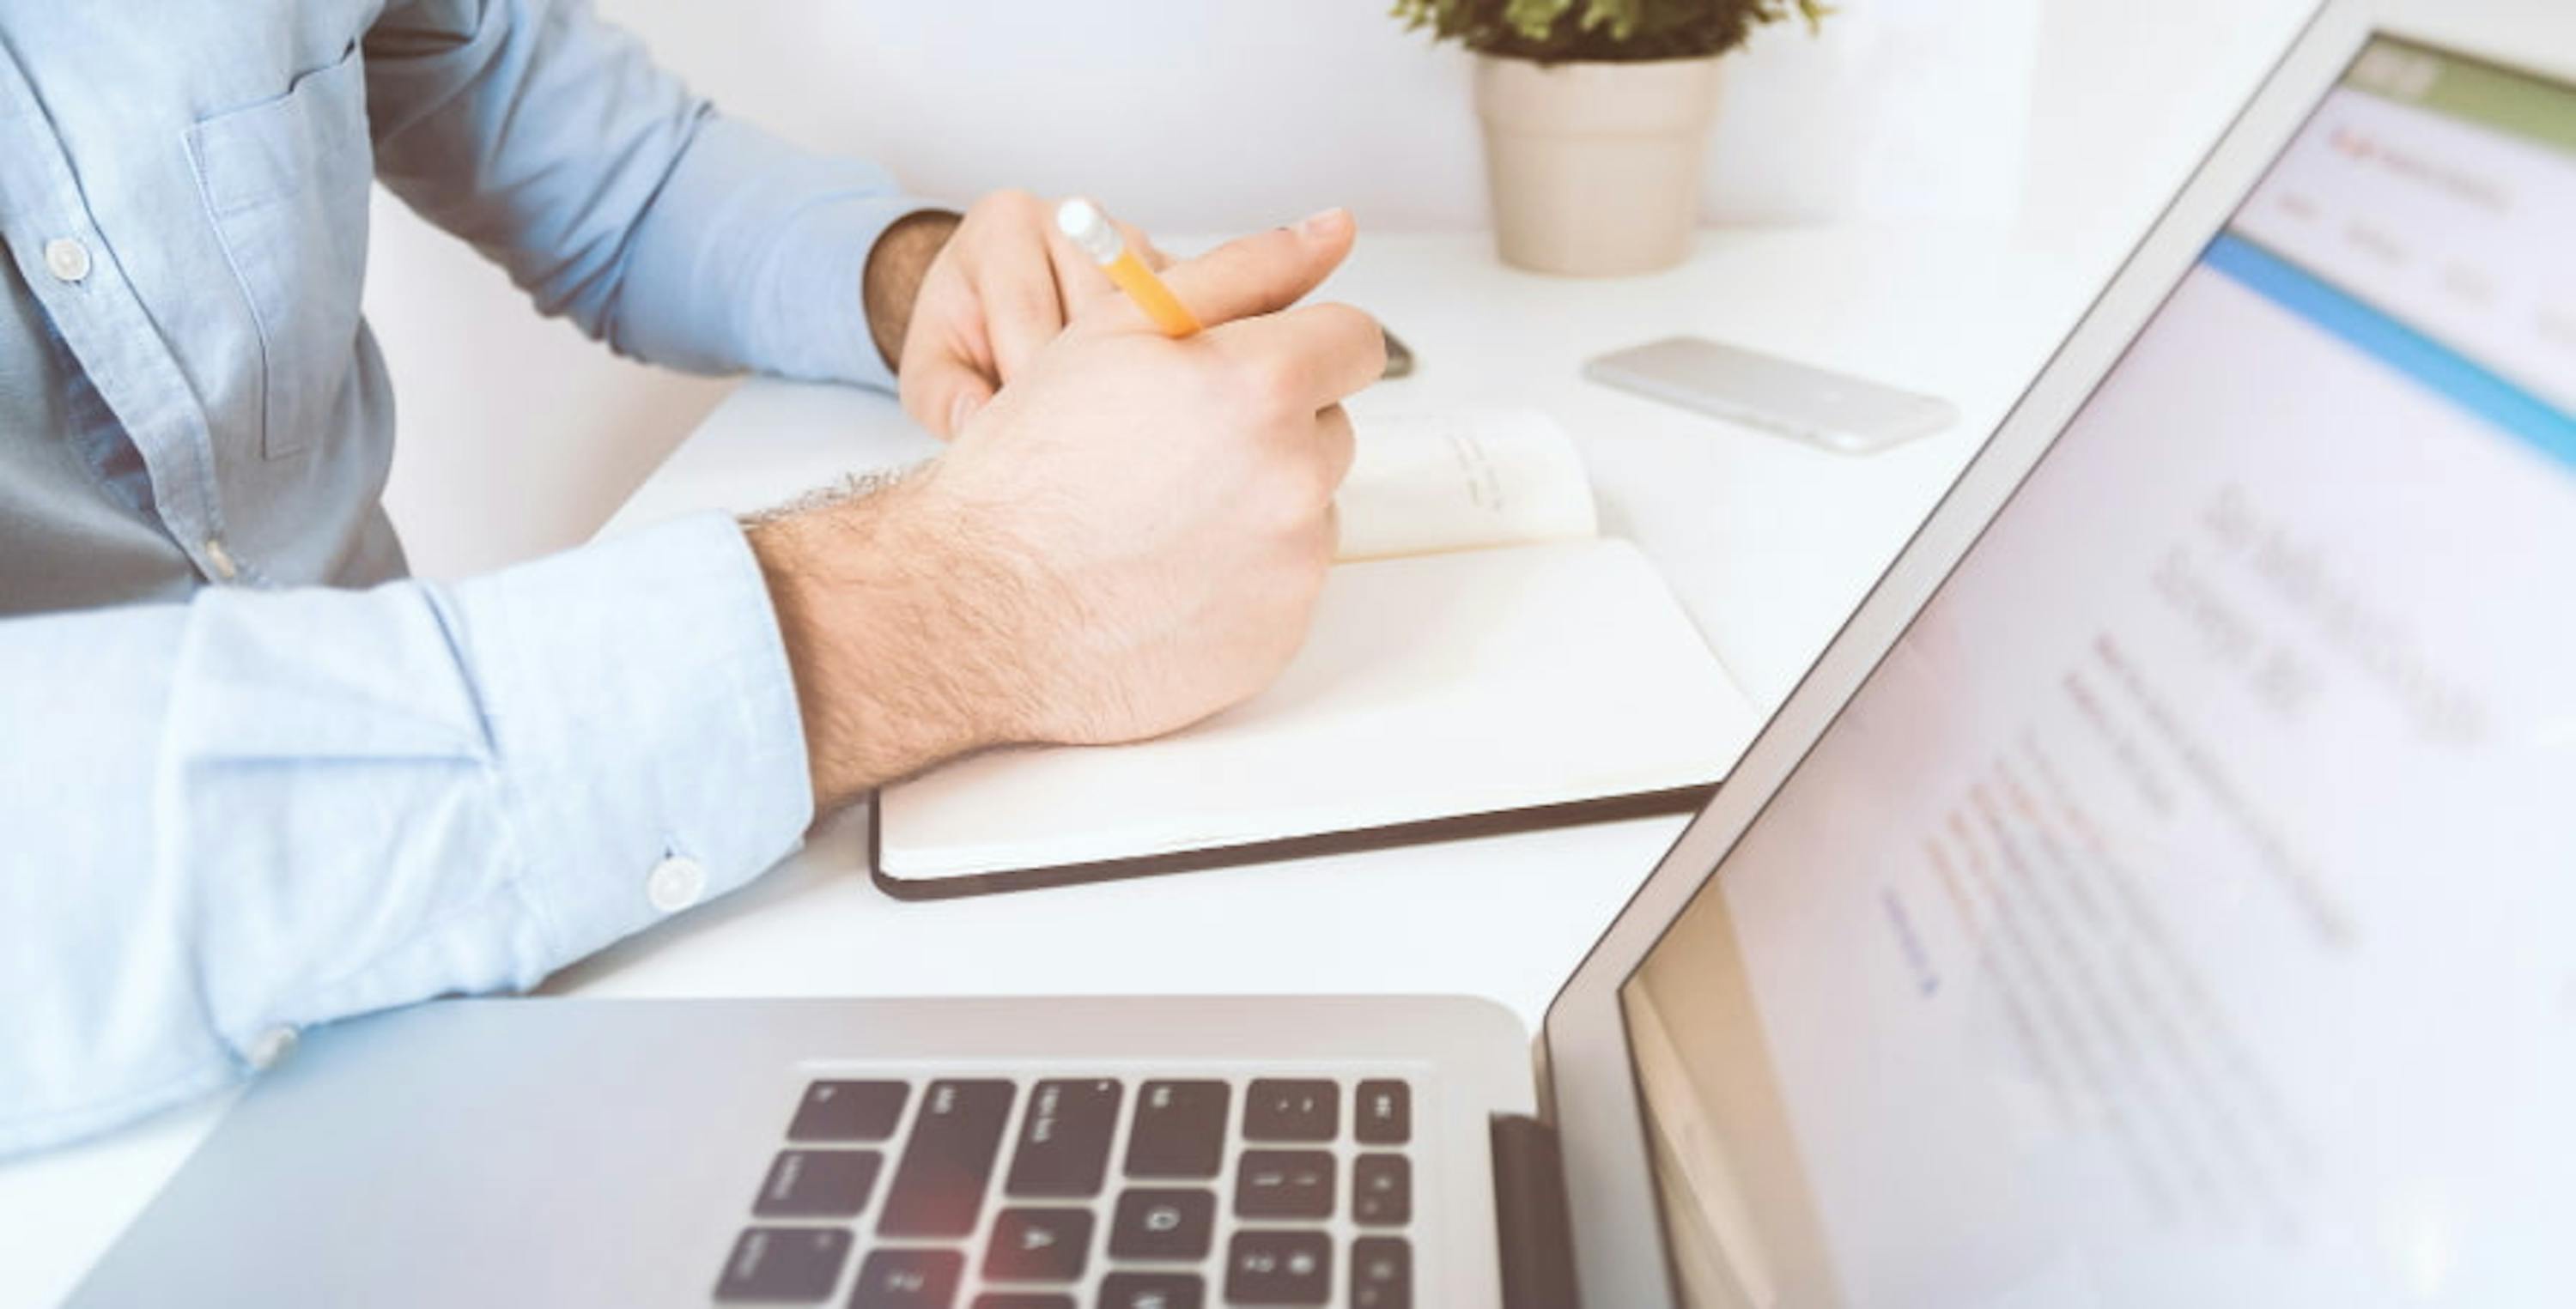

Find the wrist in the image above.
[
  {"left": 744, "top": 477, "right": 1038, "bottom": 811},
  {"left": 861, "top": 209, "right": 963, "bottom": 374}
]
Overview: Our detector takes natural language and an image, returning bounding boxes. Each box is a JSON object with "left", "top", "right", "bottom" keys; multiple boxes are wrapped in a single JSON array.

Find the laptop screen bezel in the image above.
[{"left": 1515, "top": 3, "right": 2576, "bottom": 1302}]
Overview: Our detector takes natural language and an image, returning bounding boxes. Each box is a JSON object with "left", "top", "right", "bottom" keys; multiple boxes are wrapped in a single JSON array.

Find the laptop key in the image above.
[
  {"left": 848, "top": 1248, "right": 963, "bottom": 1308},
  {"left": 878, "top": 1080, "right": 1016, "bottom": 1238},
  {"left": 754, "top": 1149, "right": 884, "bottom": 1219},
  {"left": 1123, "top": 1081, "right": 1228, "bottom": 1179},
  {"left": 1353, "top": 1080, "right": 1410, "bottom": 1146},
  {"left": 1242, "top": 1079, "right": 1338, "bottom": 1142},
  {"left": 1233, "top": 1149, "right": 1334, "bottom": 1220},
  {"left": 787, "top": 1080, "right": 909, "bottom": 1142},
  {"left": 1351, "top": 1237, "right": 1413, "bottom": 1309},
  {"left": 714, "top": 1227, "right": 852, "bottom": 1302},
  {"left": 1108, "top": 1185, "right": 1216, "bottom": 1257},
  {"left": 1352, "top": 1154, "right": 1411, "bottom": 1226},
  {"left": 1224, "top": 1231, "right": 1332, "bottom": 1306},
  {"left": 983, "top": 1207, "right": 1094, "bottom": 1282},
  {"left": 1107, "top": 1187, "right": 1216, "bottom": 1260},
  {"left": 1097, "top": 1271, "right": 1204, "bottom": 1309},
  {"left": 1005, "top": 1078, "right": 1122, "bottom": 1198},
  {"left": 973, "top": 1296, "right": 1074, "bottom": 1309}
]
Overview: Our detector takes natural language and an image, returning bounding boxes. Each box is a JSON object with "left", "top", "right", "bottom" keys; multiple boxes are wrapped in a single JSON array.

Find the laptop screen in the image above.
[{"left": 1619, "top": 36, "right": 2576, "bottom": 1306}]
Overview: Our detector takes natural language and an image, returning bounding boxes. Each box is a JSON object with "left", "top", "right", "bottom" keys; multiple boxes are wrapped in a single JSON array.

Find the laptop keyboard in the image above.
[{"left": 716, "top": 1075, "right": 1418, "bottom": 1307}]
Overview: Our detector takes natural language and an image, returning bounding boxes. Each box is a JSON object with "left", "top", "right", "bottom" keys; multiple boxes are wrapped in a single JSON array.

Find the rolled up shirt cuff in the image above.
[
  {"left": 615, "top": 111, "right": 946, "bottom": 390},
  {"left": 460, "top": 511, "right": 815, "bottom": 967},
  {"left": 757, "top": 189, "right": 954, "bottom": 390}
]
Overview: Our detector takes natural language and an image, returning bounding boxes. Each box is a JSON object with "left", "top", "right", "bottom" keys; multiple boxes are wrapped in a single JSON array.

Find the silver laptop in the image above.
[{"left": 70, "top": 2, "right": 2576, "bottom": 1304}]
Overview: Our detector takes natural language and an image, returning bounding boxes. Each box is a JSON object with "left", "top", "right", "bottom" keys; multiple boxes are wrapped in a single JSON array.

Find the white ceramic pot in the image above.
[{"left": 1473, "top": 54, "right": 1727, "bottom": 276}]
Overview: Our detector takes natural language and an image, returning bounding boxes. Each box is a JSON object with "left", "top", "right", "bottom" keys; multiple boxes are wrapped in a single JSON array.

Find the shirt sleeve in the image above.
[
  {"left": 361, "top": 0, "right": 935, "bottom": 387},
  {"left": 0, "top": 514, "right": 814, "bottom": 1156}
]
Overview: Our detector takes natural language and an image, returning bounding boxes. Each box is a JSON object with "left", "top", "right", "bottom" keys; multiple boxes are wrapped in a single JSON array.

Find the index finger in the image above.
[
  {"left": 1152, "top": 209, "right": 1356, "bottom": 333},
  {"left": 976, "top": 234, "right": 1068, "bottom": 380},
  {"left": 1212, "top": 301, "right": 1388, "bottom": 409}
]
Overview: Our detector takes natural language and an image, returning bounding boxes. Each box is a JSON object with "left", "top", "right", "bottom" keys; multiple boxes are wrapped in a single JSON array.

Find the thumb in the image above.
[
  {"left": 1154, "top": 208, "right": 1356, "bottom": 330},
  {"left": 899, "top": 348, "right": 998, "bottom": 440}
]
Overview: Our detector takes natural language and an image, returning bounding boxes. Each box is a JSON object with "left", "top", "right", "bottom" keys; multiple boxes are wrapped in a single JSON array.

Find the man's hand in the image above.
[
  {"left": 864, "top": 191, "right": 1170, "bottom": 441},
  {"left": 756, "top": 209, "right": 1376, "bottom": 810}
]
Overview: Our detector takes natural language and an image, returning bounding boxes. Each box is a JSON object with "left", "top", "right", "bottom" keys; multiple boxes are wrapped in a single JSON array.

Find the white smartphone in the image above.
[{"left": 1584, "top": 335, "right": 1959, "bottom": 454}]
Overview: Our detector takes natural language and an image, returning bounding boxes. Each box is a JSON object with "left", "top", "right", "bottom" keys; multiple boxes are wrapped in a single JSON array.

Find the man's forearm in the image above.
[
  {"left": 746, "top": 472, "right": 1048, "bottom": 811},
  {"left": 369, "top": 0, "right": 934, "bottom": 387}
]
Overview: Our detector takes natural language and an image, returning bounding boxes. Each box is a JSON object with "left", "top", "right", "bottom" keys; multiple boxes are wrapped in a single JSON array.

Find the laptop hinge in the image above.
[{"left": 1490, "top": 1113, "right": 1583, "bottom": 1309}]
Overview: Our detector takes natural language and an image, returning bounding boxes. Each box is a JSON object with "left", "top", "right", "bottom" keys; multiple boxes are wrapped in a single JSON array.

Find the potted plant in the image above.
[{"left": 1397, "top": 0, "right": 1825, "bottom": 276}]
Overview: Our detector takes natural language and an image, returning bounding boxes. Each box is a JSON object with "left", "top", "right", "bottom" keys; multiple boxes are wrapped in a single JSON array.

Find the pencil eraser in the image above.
[{"left": 1055, "top": 198, "right": 1121, "bottom": 264}]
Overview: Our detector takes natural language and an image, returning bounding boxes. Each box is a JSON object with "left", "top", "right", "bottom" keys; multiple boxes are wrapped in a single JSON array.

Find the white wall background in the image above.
[{"left": 372, "top": 0, "right": 2316, "bottom": 579}]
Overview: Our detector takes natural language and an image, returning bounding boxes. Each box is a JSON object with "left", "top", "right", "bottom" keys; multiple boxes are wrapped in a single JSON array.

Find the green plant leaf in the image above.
[{"left": 1395, "top": 0, "right": 1825, "bottom": 63}]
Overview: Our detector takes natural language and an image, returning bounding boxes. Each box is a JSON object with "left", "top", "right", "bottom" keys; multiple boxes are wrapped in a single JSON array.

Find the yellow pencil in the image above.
[{"left": 1056, "top": 198, "right": 1201, "bottom": 338}]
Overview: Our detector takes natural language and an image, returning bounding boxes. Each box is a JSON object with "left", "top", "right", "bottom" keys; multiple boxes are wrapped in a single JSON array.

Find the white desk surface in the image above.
[{"left": 0, "top": 224, "right": 2111, "bottom": 1306}]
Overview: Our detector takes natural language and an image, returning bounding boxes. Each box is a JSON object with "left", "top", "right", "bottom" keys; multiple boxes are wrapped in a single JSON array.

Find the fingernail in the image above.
[{"left": 1298, "top": 208, "right": 1348, "bottom": 239}]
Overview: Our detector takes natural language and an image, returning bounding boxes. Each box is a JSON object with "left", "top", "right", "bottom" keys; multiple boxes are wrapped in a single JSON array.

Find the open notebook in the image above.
[{"left": 872, "top": 409, "right": 1764, "bottom": 896}]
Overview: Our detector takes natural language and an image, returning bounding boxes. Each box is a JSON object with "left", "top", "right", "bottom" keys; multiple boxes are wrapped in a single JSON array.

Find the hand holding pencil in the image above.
[{"left": 889, "top": 191, "right": 1370, "bottom": 439}]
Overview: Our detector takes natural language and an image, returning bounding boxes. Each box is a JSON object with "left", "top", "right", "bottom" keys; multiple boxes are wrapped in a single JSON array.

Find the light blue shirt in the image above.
[{"left": 0, "top": 0, "right": 929, "bottom": 1154}]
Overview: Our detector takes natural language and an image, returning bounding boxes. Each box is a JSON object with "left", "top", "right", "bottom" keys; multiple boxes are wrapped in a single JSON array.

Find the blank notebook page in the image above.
[{"left": 877, "top": 536, "right": 1763, "bottom": 882}]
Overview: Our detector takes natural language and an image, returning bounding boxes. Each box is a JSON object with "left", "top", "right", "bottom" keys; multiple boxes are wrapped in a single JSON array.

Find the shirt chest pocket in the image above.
[{"left": 186, "top": 45, "right": 373, "bottom": 461}]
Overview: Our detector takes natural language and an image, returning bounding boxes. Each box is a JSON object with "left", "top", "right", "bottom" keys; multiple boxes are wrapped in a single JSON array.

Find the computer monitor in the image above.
[{"left": 1620, "top": 34, "right": 2576, "bottom": 1306}]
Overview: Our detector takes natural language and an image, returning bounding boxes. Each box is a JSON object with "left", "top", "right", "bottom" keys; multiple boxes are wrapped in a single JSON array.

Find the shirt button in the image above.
[
  {"left": 43, "top": 236, "right": 91, "bottom": 284},
  {"left": 246, "top": 1025, "right": 299, "bottom": 1071},
  {"left": 646, "top": 854, "right": 708, "bottom": 914},
  {"left": 204, "top": 538, "right": 240, "bottom": 582}
]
